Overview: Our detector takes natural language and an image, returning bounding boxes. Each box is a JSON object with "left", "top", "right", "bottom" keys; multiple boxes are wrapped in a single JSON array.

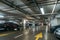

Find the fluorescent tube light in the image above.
[{"left": 40, "top": 8, "right": 45, "bottom": 14}]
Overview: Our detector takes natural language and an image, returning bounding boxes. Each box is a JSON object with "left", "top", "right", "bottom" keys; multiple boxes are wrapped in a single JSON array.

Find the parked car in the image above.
[
  {"left": 50, "top": 25, "right": 60, "bottom": 33},
  {"left": 50, "top": 25, "right": 60, "bottom": 39},
  {"left": 0, "top": 23, "right": 5, "bottom": 31},
  {"left": 54, "top": 28, "right": 60, "bottom": 39},
  {"left": 4, "top": 22, "right": 20, "bottom": 31}
]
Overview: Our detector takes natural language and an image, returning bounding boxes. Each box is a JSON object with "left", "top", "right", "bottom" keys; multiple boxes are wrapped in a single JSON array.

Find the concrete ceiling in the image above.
[{"left": 0, "top": 0, "right": 60, "bottom": 21}]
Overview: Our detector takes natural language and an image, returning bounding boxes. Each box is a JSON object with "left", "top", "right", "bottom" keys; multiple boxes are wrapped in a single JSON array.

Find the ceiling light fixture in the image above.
[{"left": 40, "top": 8, "right": 45, "bottom": 14}]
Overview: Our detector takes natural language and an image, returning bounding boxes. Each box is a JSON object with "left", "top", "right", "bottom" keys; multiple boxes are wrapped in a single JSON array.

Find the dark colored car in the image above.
[
  {"left": 0, "top": 23, "right": 5, "bottom": 31},
  {"left": 50, "top": 25, "right": 60, "bottom": 39},
  {"left": 4, "top": 22, "right": 20, "bottom": 31},
  {"left": 50, "top": 25, "right": 60, "bottom": 33}
]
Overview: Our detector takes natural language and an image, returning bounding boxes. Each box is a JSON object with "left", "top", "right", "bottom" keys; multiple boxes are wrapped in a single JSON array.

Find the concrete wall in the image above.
[
  {"left": 50, "top": 14, "right": 60, "bottom": 26},
  {"left": 50, "top": 18, "right": 57, "bottom": 26}
]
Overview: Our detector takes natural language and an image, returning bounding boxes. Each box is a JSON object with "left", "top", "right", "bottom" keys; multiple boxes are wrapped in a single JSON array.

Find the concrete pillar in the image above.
[
  {"left": 23, "top": 19, "right": 26, "bottom": 30},
  {"left": 23, "top": 19, "right": 28, "bottom": 30},
  {"left": 32, "top": 21, "right": 35, "bottom": 32}
]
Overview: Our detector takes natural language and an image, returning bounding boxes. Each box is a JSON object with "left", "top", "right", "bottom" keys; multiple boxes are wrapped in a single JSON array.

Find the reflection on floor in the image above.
[
  {"left": 14, "top": 29, "right": 58, "bottom": 40},
  {"left": 0, "top": 29, "right": 59, "bottom": 40}
]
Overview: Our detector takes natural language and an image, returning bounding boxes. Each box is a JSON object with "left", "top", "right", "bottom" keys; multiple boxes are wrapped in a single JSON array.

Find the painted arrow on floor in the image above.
[{"left": 35, "top": 32, "right": 43, "bottom": 40}]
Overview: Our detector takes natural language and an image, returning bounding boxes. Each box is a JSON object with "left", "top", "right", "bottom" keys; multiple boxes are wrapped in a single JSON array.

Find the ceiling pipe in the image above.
[
  {"left": 0, "top": 0, "right": 30, "bottom": 14},
  {"left": 32, "top": 0, "right": 40, "bottom": 12},
  {"left": 39, "top": 0, "right": 60, "bottom": 3},
  {"left": 0, "top": 10, "right": 35, "bottom": 20},
  {"left": 2, "top": 8, "right": 15, "bottom": 11},
  {"left": 0, "top": 10, "right": 25, "bottom": 18},
  {"left": 49, "top": 0, "right": 58, "bottom": 19},
  {"left": 51, "top": 0, "right": 58, "bottom": 14},
  {"left": 25, "top": 0, "right": 60, "bottom": 6},
  {"left": 33, "top": 13, "right": 59, "bottom": 16},
  {"left": 37, "top": 0, "right": 60, "bottom": 6},
  {"left": 0, "top": 0, "right": 39, "bottom": 20},
  {"left": 0, "top": 0, "right": 32, "bottom": 16}
]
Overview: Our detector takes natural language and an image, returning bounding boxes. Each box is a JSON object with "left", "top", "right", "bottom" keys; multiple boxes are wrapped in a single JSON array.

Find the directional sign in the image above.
[{"left": 35, "top": 32, "right": 43, "bottom": 40}]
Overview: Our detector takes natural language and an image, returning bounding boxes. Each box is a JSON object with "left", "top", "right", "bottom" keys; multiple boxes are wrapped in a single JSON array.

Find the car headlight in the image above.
[{"left": 14, "top": 29, "right": 17, "bottom": 30}]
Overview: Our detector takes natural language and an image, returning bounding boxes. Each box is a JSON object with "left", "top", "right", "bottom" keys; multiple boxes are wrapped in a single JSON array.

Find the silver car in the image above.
[{"left": 54, "top": 28, "right": 60, "bottom": 38}]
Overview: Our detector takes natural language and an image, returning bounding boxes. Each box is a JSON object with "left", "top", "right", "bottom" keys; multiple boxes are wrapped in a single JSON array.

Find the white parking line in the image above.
[{"left": 14, "top": 34, "right": 23, "bottom": 39}]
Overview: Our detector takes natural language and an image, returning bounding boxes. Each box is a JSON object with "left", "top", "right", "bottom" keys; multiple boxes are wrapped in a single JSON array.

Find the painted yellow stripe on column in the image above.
[{"left": 35, "top": 32, "right": 43, "bottom": 40}]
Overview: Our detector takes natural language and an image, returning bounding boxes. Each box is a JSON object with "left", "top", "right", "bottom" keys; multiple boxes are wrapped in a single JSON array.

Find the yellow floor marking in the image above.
[
  {"left": 0, "top": 34, "right": 8, "bottom": 37},
  {"left": 35, "top": 32, "right": 43, "bottom": 40},
  {"left": 0, "top": 32, "right": 15, "bottom": 37}
]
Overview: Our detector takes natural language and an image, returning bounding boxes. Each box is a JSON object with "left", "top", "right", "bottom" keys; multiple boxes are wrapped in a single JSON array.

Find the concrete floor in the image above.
[{"left": 0, "top": 29, "right": 59, "bottom": 40}]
